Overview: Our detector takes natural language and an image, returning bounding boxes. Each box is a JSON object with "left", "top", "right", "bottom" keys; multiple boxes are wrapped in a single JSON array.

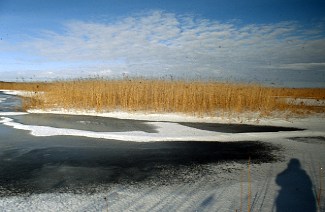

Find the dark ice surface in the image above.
[
  {"left": 179, "top": 122, "right": 302, "bottom": 133},
  {"left": 12, "top": 114, "right": 159, "bottom": 133}
]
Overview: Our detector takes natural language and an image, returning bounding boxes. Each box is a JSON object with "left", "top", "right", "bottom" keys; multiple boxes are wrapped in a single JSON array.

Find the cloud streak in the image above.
[
  {"left": 3, "top": 11, "right": 325, "bottom": 85},
  {"left": 269, "top": 63, "right": 325, "bottom": 71}
]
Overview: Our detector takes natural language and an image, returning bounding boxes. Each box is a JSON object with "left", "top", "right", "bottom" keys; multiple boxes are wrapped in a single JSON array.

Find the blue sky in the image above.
[{"left": 0, "top": 0, "right": 325, "bottom": 86}]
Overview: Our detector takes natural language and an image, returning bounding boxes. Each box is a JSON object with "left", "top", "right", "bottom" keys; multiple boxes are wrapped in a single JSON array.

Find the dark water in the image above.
[{"left": 0, "top": 91, "right": 23, "bottom": 112}]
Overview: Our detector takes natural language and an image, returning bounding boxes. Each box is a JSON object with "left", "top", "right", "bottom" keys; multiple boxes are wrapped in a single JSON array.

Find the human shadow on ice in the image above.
[{"left": 275, "top": 158, "right": 316, "bottom": 212}]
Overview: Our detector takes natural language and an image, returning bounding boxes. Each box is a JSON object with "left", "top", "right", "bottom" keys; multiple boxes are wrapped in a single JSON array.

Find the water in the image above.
[{"left": 0, "top": 92, "right": 23, "bottom": 112}]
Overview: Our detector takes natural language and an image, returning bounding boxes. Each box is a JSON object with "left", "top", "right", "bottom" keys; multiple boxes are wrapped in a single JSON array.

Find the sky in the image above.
[{"left": 0, "top": 0, "right": 325, "bottom": 87}]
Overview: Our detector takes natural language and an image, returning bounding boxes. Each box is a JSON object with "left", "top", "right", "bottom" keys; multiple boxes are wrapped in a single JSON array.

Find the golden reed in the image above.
[{"left": 1, "top": 79, "right": 324, "bottom": 116}]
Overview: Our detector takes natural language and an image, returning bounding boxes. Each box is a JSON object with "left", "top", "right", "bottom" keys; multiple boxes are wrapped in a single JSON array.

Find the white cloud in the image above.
[
  {"left": 269, "top": 63, "right": 325, "bottom": 71},
  {"left": 3, "top": 11, "right": 325, "bottom": 85}
]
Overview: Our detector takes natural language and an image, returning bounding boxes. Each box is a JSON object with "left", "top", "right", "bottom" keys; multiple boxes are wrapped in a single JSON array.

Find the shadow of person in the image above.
[{"left": 275, "top": 158, "right": 316, "bottom": 212}]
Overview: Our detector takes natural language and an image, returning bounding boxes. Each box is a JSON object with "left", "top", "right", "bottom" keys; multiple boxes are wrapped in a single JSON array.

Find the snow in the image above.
[
  {"left": 0, "top": 97, "right": 7, "bottom": 103},
  {"left": 0, "top": 112, "right": 29, "bottom": 116},
  {"left": 0, "top": 184, "right": 247, "bottom": 211},
  {"left": 0, "top": 89, "right": 34, "bottom": 97}
]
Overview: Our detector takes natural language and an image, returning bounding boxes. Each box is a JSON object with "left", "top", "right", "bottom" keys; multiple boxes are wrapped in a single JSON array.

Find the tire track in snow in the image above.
[
  {"left": 161, "top": 179, "right": 212, "bottom": 211},
  {"left": 113, "top": 187, "right": 159, "bottom": 211},
  {"left": 252, "top": 164, "right": 274, "bottom": 211},
  {"left": 146, "top": 179, "right": 207, "bottom": 212}
]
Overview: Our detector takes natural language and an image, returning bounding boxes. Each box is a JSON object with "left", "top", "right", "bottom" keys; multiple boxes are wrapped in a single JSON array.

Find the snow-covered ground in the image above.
[{"left": 0, "top": 90, "right": 324, "bottom": 211}]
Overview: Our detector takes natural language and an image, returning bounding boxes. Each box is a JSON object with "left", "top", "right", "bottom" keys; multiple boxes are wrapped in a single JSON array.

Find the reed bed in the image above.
[{"left": 1, "top": 79, "right": 324, "bottom": 116}]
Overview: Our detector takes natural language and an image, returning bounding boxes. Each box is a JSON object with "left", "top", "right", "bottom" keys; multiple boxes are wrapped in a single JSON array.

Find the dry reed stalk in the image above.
[{"left": 1, "top": 79, "right": 324, "bottom": 116}]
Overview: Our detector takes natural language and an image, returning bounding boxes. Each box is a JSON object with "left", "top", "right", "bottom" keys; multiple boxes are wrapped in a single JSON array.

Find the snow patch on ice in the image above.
[
  {"left": 0, "top": 90, "right": 30, "bottom": 97},
  {"left": 0, "top": 97, "right": 7, "bottom": 103},
  {"left": 1, "top": 116, "right": 324, "bottom": 142},
  {"left": 0, "top": 112, "right": 28, "bottom": 116}
]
